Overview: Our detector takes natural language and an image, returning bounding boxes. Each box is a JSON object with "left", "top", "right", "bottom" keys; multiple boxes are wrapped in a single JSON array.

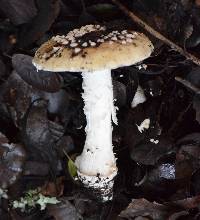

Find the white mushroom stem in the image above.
[{"left": 75, "top": 69, "right": 118, "bottom": 201}]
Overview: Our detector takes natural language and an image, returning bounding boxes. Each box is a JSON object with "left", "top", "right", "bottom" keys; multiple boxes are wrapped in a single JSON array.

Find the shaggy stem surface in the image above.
[{"left": 75, "top": 69, "right": 117, "bottom": 201}]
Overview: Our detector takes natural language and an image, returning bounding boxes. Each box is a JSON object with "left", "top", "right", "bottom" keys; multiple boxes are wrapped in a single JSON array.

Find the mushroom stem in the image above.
[{"left": 75, "top": 69, "right": 118, "bottom": 201}]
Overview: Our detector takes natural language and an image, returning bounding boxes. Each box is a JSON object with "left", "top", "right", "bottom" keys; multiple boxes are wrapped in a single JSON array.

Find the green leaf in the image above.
[
  {"left": 63, "top": 149, "right": 77, "bottom": 178},
  {"left": 87, "top": 3, "right": 118, "bottom": 17},
  {"left": 68, "top": 158, "right": 77, "bottom": 178},
  {"left": 87, "top": 3, "right": 116, "bottom": 13}
]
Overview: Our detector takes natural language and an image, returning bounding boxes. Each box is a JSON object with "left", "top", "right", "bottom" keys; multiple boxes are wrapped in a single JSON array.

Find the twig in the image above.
[
  {"left": 175, "top": 76, "right": 200, "bottom": 94},
  {"left": 63, "top": 149, "right": 73, "bottom": 161},
  {"left": 112, "top": 0, "right": 200, "bottom": 66}
]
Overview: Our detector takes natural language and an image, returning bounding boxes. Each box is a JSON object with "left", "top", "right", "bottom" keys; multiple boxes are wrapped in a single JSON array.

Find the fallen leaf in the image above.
[
  {"left": 118, "top": 198, "right": 194, "bottom": 220},
  {"left": 23, "top": 161, "right": 50, "bottom": 176},
  {"left": 41, "top": 177, "right": 64, "bottom": 197},
  {"left": 0, "top": 0, "right": 37, "bottom": 25},
  {"left": 1, "top": 71, "right": 40, "bottom": 126},
  {"left": 193, "top": 95, "right": 200, "bottom": 124},
  {"left": 175, "top": 133, "right": 200, "bottom": 180},
  {"left": 0, "top": 132, "right": 26, "bottom": 189},
  {"left": 22, "top": 99, "right": 63, "bottom": 167},
  {"left": 12, "top": 54, "right": 62, "bottom": 93},
  {"left": 191, "top": 169, "right": 200, "bottom": 195},
  {"left": 130, "top": 137, "right": 173, "bottom": 165},
  {"left": 118, "top": 198, "right": 170, "bottom": 220},
  {"left": 113, "top": 80, "right": 127, "bottom": 107},
  {"left": 167, "top": 195, "right": 200, "bottom": 210},
  {"left": 18, "top": 0, "right": 60, "bottom": 47},
  {"left": 195, "top": 0, "right": 200, "bottom": 7},
  {"left": 47, "top": 197, "right": 82, "bottom": 220},
  {"left": 68, "top": 158, "right": 77, "bottom": 178},
  {"left": 0, "top": 58, "right": 6, "bottom": 78}
]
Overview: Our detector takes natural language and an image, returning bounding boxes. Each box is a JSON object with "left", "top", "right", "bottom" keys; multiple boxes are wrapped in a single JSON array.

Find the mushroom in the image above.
[{"left": 32, "top": 24, "right": 154, "bottom": 201}]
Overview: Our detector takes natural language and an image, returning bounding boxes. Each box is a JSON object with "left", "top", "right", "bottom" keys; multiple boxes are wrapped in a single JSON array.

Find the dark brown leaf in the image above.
[
  {"left": 186, "top": 67, "right": 200, "bottom": 88},
  {"left": 143, "top": 77, "right": 163, "bottom": 97},
  {"left": 10, "top": 209, "right": 42, "bottom": 220},
  {"left": 12, "top": 54, "right": 62, "bottom": 93},
  {"left": 182, "top": 20, "right": 193, "bottom": 48},
  {"left": 118, "top": 198, "right": 169, "bottom": 220},
  {"left": 47, "top": 197, "right": 82, "bottom": 220},
  {"left": 0, "top": 0, "right": 37, "bottom": 25},
  {"left": 191, "top": 169, "right": 200, "bottom": 195},
  {"left": 130, "top": 137, "right": 173, "bottom": 165},
  {"left": 0, "top": 131, "right": 8, "bottom": 143},
  {"left": 193, "top": 95, "right": 200, "bottom": 124},
  {"left": 168, "top": 195, "right": 200, "bottom": 210},
  {"left": 196, "top": 0, "right": 200, "bottom": 7},
  {"left": 0, "top": 58, "right": 6, "bottom": 78},
  {"left": 118, "top": 198, "right": 195, "bottom": 220},
  {"left": 22, "top": 99, "right": 64, "bottom": 168},
  {"left": 137, "top": 163, "right": 177, "bottom": 199},
  {"left": 1, "top": 71, "right": 39, "bottom": 126},
  {"left": 23, "top": 161, "right": 50, "bottom": 176},
  {"left": 175, "top": 133, "right": 200, "bottom": 180},
  {"left": 0, "top": 132, "right": 26, "bottom": 189},
  {"left": 18, "top": 0, "right": 60, "bottom": 47},
  {"left": 41, "top": 177, "right": 64, "bottom": 197},
  {"left": 113, "top": 80, "right": 127, "bottom": 107},
  {"left": 176, "top": 132, "right": 200, "bottom": 145}
]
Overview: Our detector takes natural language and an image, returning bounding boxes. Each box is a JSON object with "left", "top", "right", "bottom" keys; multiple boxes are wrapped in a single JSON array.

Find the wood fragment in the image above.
[{"left": 112, "top": 0, "right": 200, "bottom": 66}]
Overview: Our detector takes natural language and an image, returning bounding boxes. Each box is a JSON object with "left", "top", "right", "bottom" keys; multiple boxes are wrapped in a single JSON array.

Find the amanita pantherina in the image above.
[{"left": 32, "top": 24, "right": 154, "bottom": 201}]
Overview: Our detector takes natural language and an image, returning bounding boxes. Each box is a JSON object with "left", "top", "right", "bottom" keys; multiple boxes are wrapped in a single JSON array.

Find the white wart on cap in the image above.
[{"left": 33, "top": 24, "right": 154, "bottom": 72}]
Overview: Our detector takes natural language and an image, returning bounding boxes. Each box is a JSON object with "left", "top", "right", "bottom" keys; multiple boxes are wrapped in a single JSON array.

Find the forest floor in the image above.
[{"left": 1, "top": 0, "right": 200, "bottom": 219}]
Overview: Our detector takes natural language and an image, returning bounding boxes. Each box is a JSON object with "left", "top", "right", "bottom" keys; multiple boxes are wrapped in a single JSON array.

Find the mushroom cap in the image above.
[{"left": 33, "top": 25, "right": 154, "bottom": 72}]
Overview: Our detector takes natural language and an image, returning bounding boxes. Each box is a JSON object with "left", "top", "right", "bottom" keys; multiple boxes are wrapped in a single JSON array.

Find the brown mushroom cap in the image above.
[{"left": 33, "top": 25, "right": 154, "bottom": 72}]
